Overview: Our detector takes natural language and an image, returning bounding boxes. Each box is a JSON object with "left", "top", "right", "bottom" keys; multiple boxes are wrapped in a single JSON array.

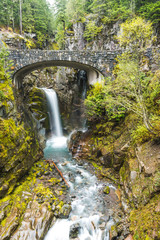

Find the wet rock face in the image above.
[
  {"left": 0, "top": 159, "right": 71, "bottom": 240},
  {"left": 118, "top": 140, "right": 160, "bottom": 209},
  {"left": 68, "top": 128, "right": 126, "bottom": 172},
  {"left": 0, "top": 85, "right": 42, "bottom": 200},
  {"left": 101, "top": 150, "right": 126, "bottom": 171},
  {"left": 10, "top": 202, "right": 53, "bottom": 240}
]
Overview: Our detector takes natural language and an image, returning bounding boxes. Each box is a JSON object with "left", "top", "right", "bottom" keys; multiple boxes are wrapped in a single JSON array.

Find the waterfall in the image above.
[
  {"left": 43, "top": 87, "right": 114, "bottom": 240},
  {"left": 42, "top": 88, "right": 63, "bottom": 137}
]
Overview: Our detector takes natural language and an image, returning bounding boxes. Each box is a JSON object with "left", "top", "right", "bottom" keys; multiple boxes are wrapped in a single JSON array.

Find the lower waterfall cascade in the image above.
[{"left": 43, "top": 88, "right": 116, "bottom": 240}]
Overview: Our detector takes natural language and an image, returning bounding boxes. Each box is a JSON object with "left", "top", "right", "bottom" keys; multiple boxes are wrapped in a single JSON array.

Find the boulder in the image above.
[{"left": 69, "top": 223, "right": 81, "bottom": 239}]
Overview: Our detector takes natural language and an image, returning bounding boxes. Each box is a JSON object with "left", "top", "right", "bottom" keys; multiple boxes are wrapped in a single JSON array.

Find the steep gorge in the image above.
[{"left": 0, "top": 13, "right": 160, "bottom": 240}]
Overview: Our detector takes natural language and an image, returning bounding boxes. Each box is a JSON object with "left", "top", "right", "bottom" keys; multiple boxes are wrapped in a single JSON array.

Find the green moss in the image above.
[
  {"left": 0, "top": 173, "right": 34, "bottom": 229},
  {"left": 28, "top": 87, "right": 47, "bottom": 120},
  {"left": 57, "top": 200, "right": 64, "bottom": 209},
  {"left": 35, "top": 183, "right": 53, "bottom": 199},
  {"left": 131, "top": 124, "right": 152, "bottom": 144},
  {"left": 48, "top": 177, "right": 61, "bottom": 184},
  {"left": 0, "top": 108, "right": 41, "bottom": 196},
  {"left": 103, "top": 186, "right": 110, "bottom": 194},
  {"left": 129, "top": 195, "right": 160, "bottom": 240},
  {"left": 0, "top": 157, "right": 66, "bottom": 231},
  {"left": 0, "top": 74, "right": 14, "bottom": 111},
  {"left": 91, "top": 162, "right": 103, "bottom": 171},
  {"left": 119, "top": 165, "right": 126, "bottom": 182},
  {"left": 153, "top": 172, "right": 160, "bottom": 188}
]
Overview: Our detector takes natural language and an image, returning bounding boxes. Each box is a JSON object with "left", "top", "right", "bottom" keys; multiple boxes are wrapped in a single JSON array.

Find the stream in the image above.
[{"left": 42, "top": 88, "right": 115, "bottom": 240}]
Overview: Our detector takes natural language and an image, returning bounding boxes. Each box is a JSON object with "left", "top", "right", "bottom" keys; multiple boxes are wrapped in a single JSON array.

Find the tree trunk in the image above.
[
  {"left": 19, "top": 0, "right": 22, "bottom": 35},
  {"left": 142, "top": 105, "right": 157, "bottom": 136},
  {"left": 12, "top": 2, "right": 15, "bottom": 32},
  {"left": 130, "top": 0, "right": 135, "bottom": 14}
]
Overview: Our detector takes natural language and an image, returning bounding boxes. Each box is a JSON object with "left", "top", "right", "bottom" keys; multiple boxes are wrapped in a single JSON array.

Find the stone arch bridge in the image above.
[{"left": 8, "top": 49, "right": 120, "bottom": 87}]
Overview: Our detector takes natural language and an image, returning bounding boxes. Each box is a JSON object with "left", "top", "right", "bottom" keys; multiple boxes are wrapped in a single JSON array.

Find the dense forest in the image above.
[{"left": 0, "top": 0, "right": 160, "bottom": 49}]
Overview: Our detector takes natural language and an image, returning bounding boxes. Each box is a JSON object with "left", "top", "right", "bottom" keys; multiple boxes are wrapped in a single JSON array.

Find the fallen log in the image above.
[{"left": 46, "top": 159, "right": 70, "bottom": 188}]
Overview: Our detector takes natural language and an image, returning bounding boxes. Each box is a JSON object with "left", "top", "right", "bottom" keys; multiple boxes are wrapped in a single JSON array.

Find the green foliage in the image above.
[
  {"left": 84, "top": 21, "right": 103, "bottom": 41},
  {"left": 84, "top": 80, "right": 126, "bottom": 122},
  {"left": 25, "top": 38, "right": 36, "bottom": 49},
  {"left": 84, "top": 82, "right": 106, "bottom": 122},
  {"left": 55, "top": 23, "right": 65, "bottom": 49},
  {"left": 117, "top": 17, "right": 154, "bottom": 55},
  {"left": 54, "top": 0, "right": 67, "bottom": 26},
  {"left": 113, "top": 18, "right": 160, "bottom": 136},
  {"left": 0, "top": 0, "right": 159, "bottom": 50},
  {"left": 138, "top": 1, "right": 160, "bottom": 24},
  {"left": 50, "top": 0, "right": 160, "bottom": 51},
  {"left": 0, "top": 48, "right": 13, "bottom": 78},
  {"left": 51, "top": 0, "right": 160, "bottom": 35},
  {"left": 146, "top": 70, "right": 160, "bottom": 112},
  {"left": 0, "top": 48, "right": 14, "bottom": 107},
  {"left": 129, "top": 195, "right": 160, "bottom": 240},
  {"left": 131, "top": 124, "right": 152, "bottom": 144},
  {"left": 0, "top": 0, "right": 14, "bottom": 27},
  {"left": 85, "top": 18, "right": 160, "bottom": 139},
  {"left": 111, "top": 55, "right": 150, "bottom": 116},
  {"left": 22, "top": 0, "right": 35, "bottom": 33},
  {"left": 89, "top": 0, "right": 132, "bottom": 22},
  {"left": 65, "top": 0, "right": 87, "bottom": 23},
  {"left": 36, "top": 31, "right": 46, "bottom": 49},
  {"left": 0, "top": 0, "right": 54, "bottom": 48}
]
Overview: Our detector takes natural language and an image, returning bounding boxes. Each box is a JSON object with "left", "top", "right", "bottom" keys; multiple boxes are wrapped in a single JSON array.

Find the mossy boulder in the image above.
[{"left": 103, "top": 186, "right": 110, "bottom": 194}]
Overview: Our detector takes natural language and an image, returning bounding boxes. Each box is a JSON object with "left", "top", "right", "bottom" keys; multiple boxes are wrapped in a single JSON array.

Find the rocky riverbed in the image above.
[{"left": 0, "top": 132, "right": 130, "bottom": 240}]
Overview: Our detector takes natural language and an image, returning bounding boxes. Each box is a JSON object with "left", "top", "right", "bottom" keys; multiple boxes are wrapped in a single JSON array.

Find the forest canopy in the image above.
[{"left": 0, "top": 0, "right": 159, "bottom": 49}]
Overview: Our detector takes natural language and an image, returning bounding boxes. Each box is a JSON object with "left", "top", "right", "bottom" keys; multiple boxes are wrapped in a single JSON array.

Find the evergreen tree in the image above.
[
  {"left": 65, "top": 0, "right": 87, "bottom": 23},
  {"left": 0, "top": 0, "right": 14, "bottom": 28}
]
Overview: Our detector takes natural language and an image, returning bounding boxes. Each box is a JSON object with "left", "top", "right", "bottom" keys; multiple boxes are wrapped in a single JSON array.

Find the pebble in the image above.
[{"left": 99, "top": 222, "right": 106, "bottom": 230}]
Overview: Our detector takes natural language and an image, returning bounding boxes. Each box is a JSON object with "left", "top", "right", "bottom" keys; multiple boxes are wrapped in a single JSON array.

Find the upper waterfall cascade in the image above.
[{"left": 42, "top": 88, "right": 63, "bottom": 137}]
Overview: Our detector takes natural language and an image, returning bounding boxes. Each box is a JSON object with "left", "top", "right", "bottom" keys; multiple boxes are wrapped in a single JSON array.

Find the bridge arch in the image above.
[
  {"left": 12, "top": 59, "right": 101, "bottom": 88},
  {"left": 8, "top": 49, "right": 119, "bottom": 87}
]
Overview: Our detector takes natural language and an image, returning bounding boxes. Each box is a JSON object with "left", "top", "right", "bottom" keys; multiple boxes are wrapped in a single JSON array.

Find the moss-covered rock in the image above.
[
  {"left": 0, "top": 159, "right": 70, "bottom": 240},
  {"left": 0, "top": 59, "right": 43, "bottom": 199},
  {"left": 0, "top": 117, "right": 42, "bottom": 198},
  {"left": 129, "top": 195, "right": 160, "bottom": 240},
  {"left": 103, "top": 186, "right": 110, "bottom": 194}
]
